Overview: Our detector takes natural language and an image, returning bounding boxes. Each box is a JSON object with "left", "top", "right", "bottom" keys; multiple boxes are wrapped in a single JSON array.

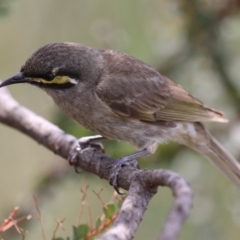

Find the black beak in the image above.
[{"left": 0, "top": 72, "right": 26, "bottom": 88}]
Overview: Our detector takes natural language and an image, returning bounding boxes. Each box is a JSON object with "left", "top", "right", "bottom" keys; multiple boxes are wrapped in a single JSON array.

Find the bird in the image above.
[{"left": 1, "top": 42, "right": 240, "bottom": 190}]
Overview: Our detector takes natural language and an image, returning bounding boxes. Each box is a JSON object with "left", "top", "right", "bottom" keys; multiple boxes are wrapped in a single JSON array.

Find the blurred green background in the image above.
[{"left": 1, "top": 0, "right": 240, "bottom": 239}]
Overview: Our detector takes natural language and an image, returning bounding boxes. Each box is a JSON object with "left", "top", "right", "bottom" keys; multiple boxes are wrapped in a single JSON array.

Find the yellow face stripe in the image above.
[{"left": 40, "top": 76, "right": 70, "bottom": 84}]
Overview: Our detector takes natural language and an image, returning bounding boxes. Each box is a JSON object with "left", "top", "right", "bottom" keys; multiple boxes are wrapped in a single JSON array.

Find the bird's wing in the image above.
[
  {"left": 96, "top": 51, "right": 227, "bottom": 123},
  {"left": 155, "top": 77, "right": 228, "bottom": 122}
]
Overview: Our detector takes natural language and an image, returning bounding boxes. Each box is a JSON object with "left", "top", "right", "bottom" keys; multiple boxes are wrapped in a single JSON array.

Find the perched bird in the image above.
[{"left": 1, "top": 42, "right": 240, "bottom": 190}]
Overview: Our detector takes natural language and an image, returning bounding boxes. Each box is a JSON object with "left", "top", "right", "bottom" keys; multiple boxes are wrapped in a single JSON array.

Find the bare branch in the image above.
[{"left": 0, "top": 86, "right": 193, "bottom": 240}]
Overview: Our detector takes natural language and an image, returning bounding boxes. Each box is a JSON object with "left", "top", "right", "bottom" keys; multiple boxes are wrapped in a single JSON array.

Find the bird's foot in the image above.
[
  {"left": 68, "top": 136, "right": 105, "bottom": 173},
  {"left": 109, "top": 157, "right": 140, "bottom": 194}
]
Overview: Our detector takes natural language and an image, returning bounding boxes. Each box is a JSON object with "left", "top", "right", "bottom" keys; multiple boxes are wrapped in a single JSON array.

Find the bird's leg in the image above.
[
  {"left": 76, "top": 135, "right": 105, "bottom": 152},
  {"left": 109, "top": 148, "right": 149, "bottom": 194},
  {"left": 68, "top": 135, "right": 105, "bottom": 172}
]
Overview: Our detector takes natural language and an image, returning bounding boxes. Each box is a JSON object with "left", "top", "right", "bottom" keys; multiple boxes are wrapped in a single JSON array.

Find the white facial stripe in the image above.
[
  {"left": 30, "top": 78, "right": 41, "bottom": 83},
  {"left": 68, "top": 78, "right": 78, "bottom": 84}
]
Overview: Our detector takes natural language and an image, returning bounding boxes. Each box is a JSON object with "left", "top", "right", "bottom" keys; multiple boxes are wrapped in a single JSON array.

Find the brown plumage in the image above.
[
  {"left": 1, "top": 42, "right": 240, "bottom": 189},
  {"left": 97, "top": 55, "right": 227, "bottom": 123}
]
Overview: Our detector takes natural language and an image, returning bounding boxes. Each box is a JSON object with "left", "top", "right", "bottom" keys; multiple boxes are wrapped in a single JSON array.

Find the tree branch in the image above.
[{"left": 0, "top": 86, "right": 193, "bottom": 240}]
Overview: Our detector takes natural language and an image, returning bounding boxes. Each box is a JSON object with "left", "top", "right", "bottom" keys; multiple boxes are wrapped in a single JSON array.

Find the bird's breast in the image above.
[{"left": 46, "top": 87, "right": 186, "bottom": 152}]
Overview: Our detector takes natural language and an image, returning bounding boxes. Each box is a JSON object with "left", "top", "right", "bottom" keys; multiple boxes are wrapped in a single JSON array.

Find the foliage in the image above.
[{"left": 0, "top": 0, "right": 13, "bottom": 17}]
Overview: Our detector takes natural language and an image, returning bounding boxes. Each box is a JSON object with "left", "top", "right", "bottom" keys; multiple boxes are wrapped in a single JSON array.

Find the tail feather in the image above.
[
  {"left": 205, "top": 133, "right": 240, "bottom": 188},
  {"left": 188, "top": 123, "right": 240, "bottom": 188}
]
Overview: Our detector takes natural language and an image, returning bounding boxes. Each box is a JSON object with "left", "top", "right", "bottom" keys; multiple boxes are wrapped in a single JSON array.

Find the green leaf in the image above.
[
  {"left": 53, "top": 238, "right": 64, "bottom": 240},
  {"left": 103, "top": 204, "right": 115, "bottom": 219},
  {"left": 95, "top": 217, "right": 102, "bottom": 230},
  {"left": 73, "top": 224, "right": 89, "bottom": 240}
]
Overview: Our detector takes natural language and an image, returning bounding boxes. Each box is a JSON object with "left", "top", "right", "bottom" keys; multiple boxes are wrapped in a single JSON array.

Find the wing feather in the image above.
[{"left": 96, "top": 50, "right": 228, "bottom": 123}]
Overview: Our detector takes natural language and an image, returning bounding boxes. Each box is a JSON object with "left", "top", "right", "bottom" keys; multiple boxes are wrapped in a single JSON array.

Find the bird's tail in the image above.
[
  {"left": 204, "top": 132, "right": 240, "bottom": 188},
  {"left": 181, "top": 123, "right": 240, "bottom": 188}
]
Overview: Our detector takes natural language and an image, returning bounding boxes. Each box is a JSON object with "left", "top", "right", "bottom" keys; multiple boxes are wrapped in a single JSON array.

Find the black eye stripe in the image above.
[
  {"left": 22, "top": 69, "right": 80, "bottom": 81},
  {"left": 43, "top": 73, "right": 55, "bottom": 81},
  {"left": 23, "top": 72, "right": 55, "bottom": 80}
]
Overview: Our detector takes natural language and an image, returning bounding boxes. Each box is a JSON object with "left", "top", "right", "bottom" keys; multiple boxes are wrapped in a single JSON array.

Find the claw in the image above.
[
  {"left": 68, "top": 143, "right": 82, "bottom": 173},
  {"left": 89, "top": 142, "right": 105, "bottom": 153},
  {"left": 114, "top": 186, "right": 125, "bottom": 195},
  {"left": 109, "top": 157, "right": 139, "bottom": 194},
  {"left": 68, "top": 135, "right": 105, "bottom": 172}
]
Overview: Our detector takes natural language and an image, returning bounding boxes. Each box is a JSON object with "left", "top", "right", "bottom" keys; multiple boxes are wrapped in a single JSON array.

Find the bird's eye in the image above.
[{"left": 44, "top": 73, "right": 55, "bottom": 81}]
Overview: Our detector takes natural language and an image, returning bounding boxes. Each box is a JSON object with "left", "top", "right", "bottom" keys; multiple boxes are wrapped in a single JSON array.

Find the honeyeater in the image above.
[{"left": 1, "top": 42, "right": 240, "bottom": 189}]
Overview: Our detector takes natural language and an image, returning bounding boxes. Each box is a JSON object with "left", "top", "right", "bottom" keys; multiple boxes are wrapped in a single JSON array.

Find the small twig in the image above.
[
  {"left": 33, "top": 196, "right": 47, "bottom": 240},
  {"left": 0, "top": 207, "right": 19, "bottom": 232},
  {"left": 79, "top": 178, "right": 93, "bottom": 230},
  {"left": 76, "top": 179, "right": 89, "bottom": 226},
  {"left": 83, "top": 179, "right": 93, "bottom": 230},
  {"left": 52, "top": 218, "right": 65, "bottom": 240},
  {"left": 93, "top": 189, "right": 105, "bottom": 206},
  {"left": 0, "top": 207, "right": 32, "bottom": 234},
  {"left": 21, "top": 232, "right": 27, "bottom": 240},
  {"left": 87, "top": 214, "right": 117, "bottom": 239}
]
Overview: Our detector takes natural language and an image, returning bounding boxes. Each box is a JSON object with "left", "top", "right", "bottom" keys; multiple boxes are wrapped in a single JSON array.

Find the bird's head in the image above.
[{"left": 0, "top": 42, "right": 98, "bottom": 90}]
